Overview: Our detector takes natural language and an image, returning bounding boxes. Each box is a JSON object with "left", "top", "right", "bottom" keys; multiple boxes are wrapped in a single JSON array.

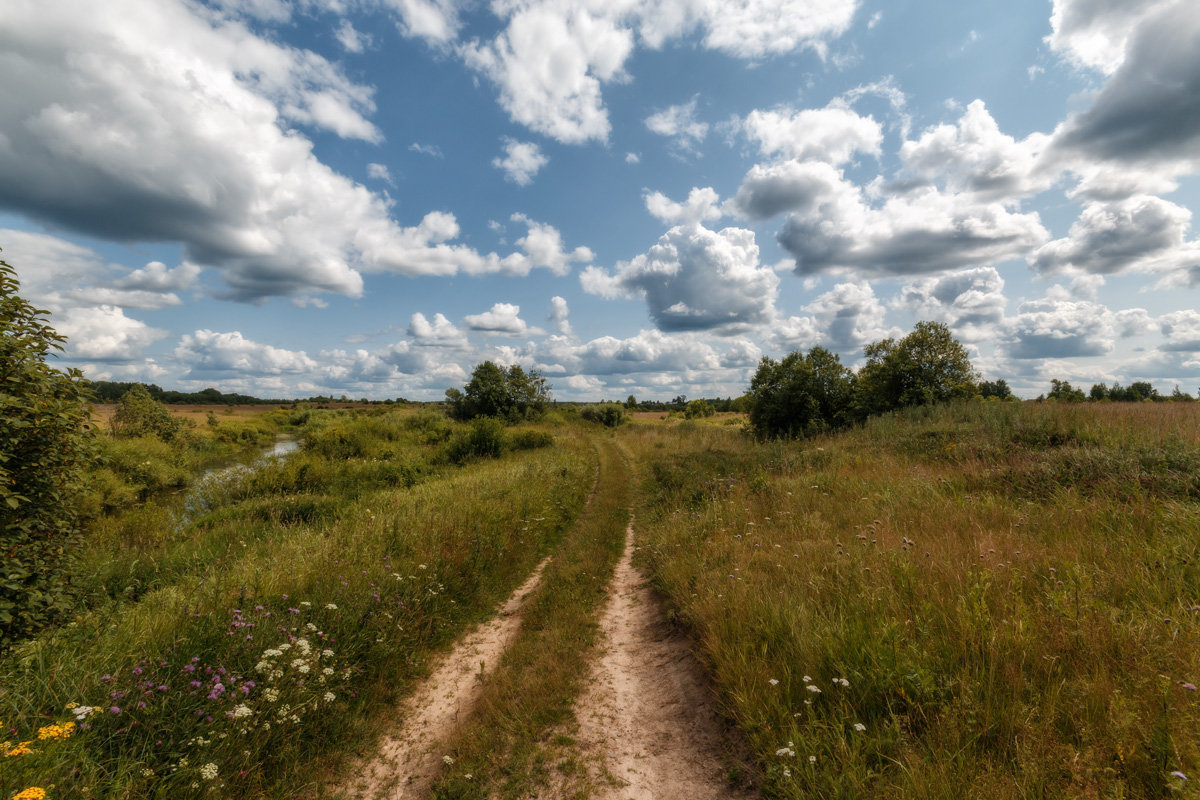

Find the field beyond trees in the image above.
[{"left": 2, "top": 399, "right": 1199, "bottom": 799}]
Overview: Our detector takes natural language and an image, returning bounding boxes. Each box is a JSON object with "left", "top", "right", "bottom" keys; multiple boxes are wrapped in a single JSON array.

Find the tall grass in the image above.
[
  {"left": 623, "top": 402, "right": 1200, "bottom": 799},
  {"left": 0, "top": 409, "right": 592, "bottom": 798}
]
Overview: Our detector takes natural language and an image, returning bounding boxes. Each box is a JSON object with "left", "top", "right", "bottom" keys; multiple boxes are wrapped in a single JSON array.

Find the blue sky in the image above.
[{"left": 2, "top": 0, "right": 1199, "bottom": 400}]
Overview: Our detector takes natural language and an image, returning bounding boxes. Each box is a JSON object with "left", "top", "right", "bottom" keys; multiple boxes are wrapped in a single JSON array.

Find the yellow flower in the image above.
[
  {"left": 13, "top": 788, "right": 47, "bottom": 800},
  {"left": 4, "top": 741, "right": 34, "bottom": 757},
  {"left": 36, "top": 721, "right": 74, "bottom": 741}
]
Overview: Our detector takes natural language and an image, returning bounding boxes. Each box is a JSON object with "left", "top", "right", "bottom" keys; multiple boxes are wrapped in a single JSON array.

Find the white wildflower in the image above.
[
  {"left": 809, "top": 755, "right": 817, "bottom": 763},
  {"left": 802, "top": 675, "right": 811, "bottom": 683},
  {"left": 322, "top": 649, "right": 334, "bottom": 658},
  {"left": 854, "top": 722, "right": 866, "bottom": 732},
  {"left": 769, "top": 679, "right": 779, "bottom": 686},
  {"left": 324, "top": 692, "right": 336, "bottom": 703},
  {"left": 323, "top": 667, "right": 334, "bottom": 676},
  {"left": 325, "top": 603, "right": 338, "bottom": 610},
  {"left": 231, "top": 704, "right": 253, "bottom": 719},
  {"left": 264, "top": 688, "right": 280, "bottom": 703},
  {"left": 200, "top": 762, "right": 218, "bottom": 780},
  {"left": 443, "top": 755, "right": 454, "bottom": 765},
  {"left": 806, "top": 684, "right": 821, "bottom": 694}
]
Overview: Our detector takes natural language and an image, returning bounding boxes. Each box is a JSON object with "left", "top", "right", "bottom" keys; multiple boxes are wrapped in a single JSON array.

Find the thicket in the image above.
[
  {"left": 0, "top": 258, "right": 94, "bottom": 644},
  {"left": 580, "top": 402, "right": 626, "bottom": 427},
  {"left": 109, "top": 384, "right": 184, "bottom": 440},
  {"left": 747, "top": 321, "right": 978, "bottom": 439},
  {"left": 445, "top": 361, "right": 551, "bottom": 422}
]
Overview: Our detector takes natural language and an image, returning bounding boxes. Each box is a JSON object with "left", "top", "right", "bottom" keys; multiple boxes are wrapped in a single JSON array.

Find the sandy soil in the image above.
[
  {"left": 570, "top": 519, "right": 755, "bottom": 800},
  {"left": 335, "top": 557, "right": 551, "bottom": 800}
]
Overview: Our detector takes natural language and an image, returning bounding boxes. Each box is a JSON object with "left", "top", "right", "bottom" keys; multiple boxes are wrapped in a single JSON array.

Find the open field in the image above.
[{"left": 3, "top": 402, "right": 1199, "bottom": 799}]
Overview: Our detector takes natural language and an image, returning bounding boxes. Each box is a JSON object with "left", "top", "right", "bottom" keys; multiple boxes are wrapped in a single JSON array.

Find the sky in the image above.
[{"left": 2, "top": 0, "right": 1199, "bottom": 401}]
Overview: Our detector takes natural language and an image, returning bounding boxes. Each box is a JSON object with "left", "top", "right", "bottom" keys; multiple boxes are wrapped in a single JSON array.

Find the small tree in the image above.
[
  {"left": 747, "top": 347, "right": 854, "bottom": 438},
  {"left": 1046, "top": 379, "right": 1086, "bottom": 402},
  {"left": 581, "top": 403, "right": 626, "bottom": 428},
  {"left": 0, "top": 256, "right": 93, "bottom": 644},
  {"left": 979, "top": 379, "right": 1013, "bottom": 400},
  {"left": 625, "top": 394, "right": 638, "bottom": 410},
  {"left": 684, "top": 399, "right": 715, "bottom": 419},
  {"left": 853, "top": 321, "right": 977, "bottom": 418},
  {"left": 110, "top": 383, "right": 183, "bottom": 440},
  {"left": 445, "top": 361, "right": 551, "bottom": 422}
]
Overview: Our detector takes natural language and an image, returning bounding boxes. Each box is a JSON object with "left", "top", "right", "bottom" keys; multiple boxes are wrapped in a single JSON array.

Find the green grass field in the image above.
[{"left": 4, "top": 401, "right": 1199, "bottom": 799}]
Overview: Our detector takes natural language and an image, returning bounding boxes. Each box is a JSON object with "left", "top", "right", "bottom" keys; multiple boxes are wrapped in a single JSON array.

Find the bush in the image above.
[
  {"left": 684, "top": 399, "right": 715, "bottom": 419},
  {"left": 443, "top": 417, "right": 509, "bottom": 463},
  {"left": 853, "top": 321, "right": 977, "bottom": 418},
  {"left": 580, "top": 403, "right": 625, "bottom": 428},
  {"left": 0, "top": 257, "right": 94, "bottom": 644},
  {"left": 445, "top": 361, "right": 551, "bottom": 422},
  {"left": 747, "top": 347, "right": 854, "bottom": 439},
  {"left": 510, "top": 430, "right": 555, "bottom": 450},
  {"left": 110, "top": 384, "right": 184, "bottom": 441}
]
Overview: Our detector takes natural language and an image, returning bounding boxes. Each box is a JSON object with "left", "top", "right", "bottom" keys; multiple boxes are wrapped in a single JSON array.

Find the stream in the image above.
[{"left": 173, "top": 434, "right": 300, "bottom": 526}]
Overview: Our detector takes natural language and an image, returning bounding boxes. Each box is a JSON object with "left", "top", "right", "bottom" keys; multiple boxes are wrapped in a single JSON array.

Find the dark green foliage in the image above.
[
  {"left": 0, "top": 257, "right": 94, "bottom": 644},
  {"left": 747, "top": 346, "right": 854, "bottom": 439},
  {"left": 1045, "top": 379, "right": 1087, "bottom": 403},
  {"left": 1087, "top": 381, "right": 1161, "bottom": 402},
  {"left": 625, "top": 394, "right": 638, "bottom": 409},
  {"left": 979, "top": 378, "right": 1013, "bottom": 400},
  {"left": 445, "top": 361, "right": 551, "bottom": 422},
  {"left": 510, "top": 429, "right": 555, "bottom": 450},
  {"left": 443, "top": 417, "right": 510, "bottom": 463},
  {"left": 580, "top": 403, "right": 626, "bottom": 427},
  {"left": 853, "top": 321, "right": 978, "bottom": 418},
  {"left": 110, "top": 384, "right": 185, "bottom": 440}
]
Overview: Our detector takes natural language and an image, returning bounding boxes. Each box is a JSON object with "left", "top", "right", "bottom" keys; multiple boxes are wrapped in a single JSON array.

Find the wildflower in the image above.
[
  {"left": 806, "top": 685, "right": 821, "bottom": 694},
  {"left": 809, "top": 755, "right": 817, "bottom": 763},
  {"left": 769, "top": 679, "right": 779, "bottom": 686},
  {"left": 142, "top": 768, "right": 155, "bottom": 777},
  {"left": 5, "top": 741, "right": 33, "bottom": 757},
  {"left": 854, "top": 723, "right": 866, "bottom": 732},
  {"left": 775, "top": 745, "right": 795, "bottom": 757},
  {"left": 465, "top": 773, "right": 473, "bottom": 780},
  {"left": 802, "top": 675, "right": 811, "bottom": 683},
  {"left": 835, "top": 677, "right": 850, "bottom": 687},
  {"left": 36, "top": 721, "right": 75, "bottom": 740},
  {"left": 1172, "top": 771, "right": 1188, "bottom": 781},
  {"left": 782, "top": 767, "right": 791, "bottom": 778},
  {"left": 324, "top": 692, "right": 336, "bottom": 703},
  {"left": 264, "top": 689, "right": 280, "bottom": 703},
  {"left": 322, "top": 649, "right": 334, "bottom": 658},
  {"left": 325, "top": 603, "right": 338, "bottom": 610},
  {"left": 230, "top": 705, "right": 253, "bottom": 719},
  {"left": 12, "top": 788, "right": 46, "bottom": 800},
  {"left": 1181, "top": 683, "right": 1197, "bottom": 691},
  {"left": 200, "top": 762, "right": 218, "bottom": 780},
  {"left": 443, "top": 755, "right": 454, "bottom": 765},
  {"left": 323, "top": 667, "right": 334, "bottom": 676}
]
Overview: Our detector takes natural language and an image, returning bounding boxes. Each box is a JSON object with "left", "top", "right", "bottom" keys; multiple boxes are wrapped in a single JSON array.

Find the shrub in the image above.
[
  {"left": 853, "top": 321, "right": 978, "bottom": 418},
  {"left": 580, "top": 403, "right": 625, "bottom": 428},
  {"left": 443, "top": 417, "right": 509, "bottom": 463},
  {"left": 0, "top": 257, "right": 94, "bottom": 644},
  {"left": 747, "top": 347, "right": 854, "bottom": 439},
  {"left": 110, "top": 384, "right": 184, "bottom": 441},
  {"left": 684, "top": 399, "right": 715, "bottom": 419},
  {"left": 445, "top": 362, "right": 551, "bottom": 422},
  {"left": 510, "top": 429, "right": 555, "bottom": 450}
]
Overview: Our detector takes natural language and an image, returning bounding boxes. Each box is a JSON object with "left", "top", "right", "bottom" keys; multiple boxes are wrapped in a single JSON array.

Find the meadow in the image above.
[{"left": 3, "top": 400, "right": 1198, "bottom": 799}]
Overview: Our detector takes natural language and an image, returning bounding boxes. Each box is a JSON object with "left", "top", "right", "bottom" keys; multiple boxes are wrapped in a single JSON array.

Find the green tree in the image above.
[
  {"left": 1046, "top": 379, "right": 1086, "bottom": 402},
  {"left": 624, "top": 394, "right": 638, "bottom": 409},
  {"left": 445, "top": 361, "right": 551, "bottom": 422},
  {"left": 684, "top": 399, "right": 715, "bottom": 419},
  {"left": 110, "top": 383, "right": 183, "bottom": 440},
  {"left": 853, "top": 321, "right": 978, "bottom": 418},
  {"left": 0, "top": 256, "right": 94, "bottom": 643},
  {"left": 979, "top": 378, "right": 1013, "bottom": 400},
  {"left": 747, "top": 346, "right": 854, "bottom": 439}
]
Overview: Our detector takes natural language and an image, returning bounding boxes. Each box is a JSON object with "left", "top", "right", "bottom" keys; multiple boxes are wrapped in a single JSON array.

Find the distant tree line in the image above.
[
  {"left": 1039, "top": 379, "right": 1195, "bottom": 403},
  {"left": 88, "top": 381, "right": 414, "bottom": 406}
]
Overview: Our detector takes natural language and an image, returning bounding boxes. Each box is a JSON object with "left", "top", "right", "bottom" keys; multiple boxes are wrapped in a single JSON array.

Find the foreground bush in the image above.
[{"left": 0, "top": 258, "right": 93, "bottom": 645}]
